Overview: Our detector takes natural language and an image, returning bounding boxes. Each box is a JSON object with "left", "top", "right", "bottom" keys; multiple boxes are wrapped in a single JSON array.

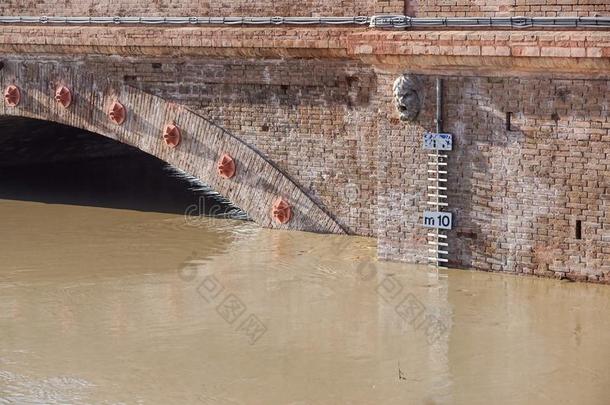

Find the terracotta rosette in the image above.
[
  {"left": 55, "top": 86, "right": 72, "bottom": 108},
  {"left": 272, "top": 198, "right": 292, "bottom": 224},
  {"left": 217, "top": 153, "right": 236, "bottom": 179},
  {"left": 163, "top": 124, "right": 181, "bottom": 148},
  {"left": 108, "top": 101, "right": 126, "bottom": 125},
  {"left": 4, "top": 85, "right": 20, "bottom": 107}
]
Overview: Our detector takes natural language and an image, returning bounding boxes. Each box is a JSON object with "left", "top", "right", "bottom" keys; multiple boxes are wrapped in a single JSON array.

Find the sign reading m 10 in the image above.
[
  {"left": 423, "top": 133, "right": 453, "bottom": 151},
  {"left": 423, "top": 211, "right": 453, "bottom": 230}
]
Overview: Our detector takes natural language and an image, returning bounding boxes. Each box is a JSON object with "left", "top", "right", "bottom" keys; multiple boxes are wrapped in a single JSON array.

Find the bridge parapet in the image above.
[
  {"left": 1, "top": 0, "right": 609, "bottom": 17},
  {"left": 0, "top": 1, "right": 402, "bottom": 18},
  {"left": 1, "top": 25, "right": 609, "bottom": 76}
]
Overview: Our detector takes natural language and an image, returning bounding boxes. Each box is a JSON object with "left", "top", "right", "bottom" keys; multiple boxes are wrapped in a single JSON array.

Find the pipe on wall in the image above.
[{"left": 0, "top": 15, "right": 609, "bottom": 29}]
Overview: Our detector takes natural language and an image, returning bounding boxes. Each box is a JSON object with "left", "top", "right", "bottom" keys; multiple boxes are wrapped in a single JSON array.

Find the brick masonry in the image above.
[
  {"left": 2, "top": 52, "right": 608, "bottom": 282},
  {"left": 117, "top": 58, "right": 380, "bottom": 236},
  {"left": 410, "top": 0, "right": 610, "bottom": 17},
  {"left": 0, "top": 12, "right": 609, "bottom": 281},
  {"left": 3, "top": 26, "right": 610, "bottom": 76},
  {"left": 1, "top": 0, "right": 608, "bottom": 17},
  {"left": 376, "top": 74, "right": 610, "bottom": 283},
  {"left": 0, "top": 0, "right": 403, "bottom": 17},
  {"left": 42, "top": 55, "right": 377, "bottom": 236},
  {"left": 0, "top": 60, "right": 345, "bottom": 234}
]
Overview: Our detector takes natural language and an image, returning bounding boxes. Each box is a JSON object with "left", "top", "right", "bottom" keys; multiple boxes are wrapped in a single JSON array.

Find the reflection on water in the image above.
[{"left": 1, "top": 200, "right": 609, "bottom": 404}]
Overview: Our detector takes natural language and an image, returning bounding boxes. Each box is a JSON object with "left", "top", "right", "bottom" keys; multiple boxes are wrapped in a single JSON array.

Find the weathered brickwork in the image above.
[
  {"left": 3, "top": 0, "right": 608, "bottom": 17},
  {"left": 1, "top": 13, "right": 609, "bottom": 281},
  {"left": 411, "top": 0, "right": 610, "bottom": 17},
  {"left": 2, "top": 55, "right": 379, "bottom": 236},
  {"left": 115, "top": 58, "right": 379, "bottom": 235},
  {"left": 11, "top": 52, "right": 606, "bottom": 281},
  {"left": 0, "top": 59, "right": 345, "bottom": 234},
  {"left": 0, "top": 0, "right": 402, "bottom": 17},
  {"left": 4, "top": 26, "right": 610, "bottom": 78},
  {"left": 117, "top": 58, "right": 380, "bottom": 236},
  {"left": 377, "top": 73, "right": 610, "bottom": 282},
  {"left": 2, "top": 50, "right": 610, "bottom": 281}
]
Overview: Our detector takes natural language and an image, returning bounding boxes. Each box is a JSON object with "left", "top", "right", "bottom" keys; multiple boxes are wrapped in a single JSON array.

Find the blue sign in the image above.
[{"left": 423, "top": 133, "right": 452, "bottom": 151}]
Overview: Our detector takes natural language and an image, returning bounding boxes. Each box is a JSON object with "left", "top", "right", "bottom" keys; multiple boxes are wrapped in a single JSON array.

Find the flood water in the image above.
[
  {"left": 1, "top": 118, "right": 610, "bottom": 404},
  {"left": 1, "top": 199, "right": 610, "bottom": 404}
]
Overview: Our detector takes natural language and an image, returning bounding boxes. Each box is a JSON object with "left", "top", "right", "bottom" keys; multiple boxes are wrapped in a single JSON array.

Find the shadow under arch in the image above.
[
  {"left": 0, "top": 116, "right": 249, "bottom": 217},
  {"left": 0, "top": 60, "right": 344, "bottom": 234}
]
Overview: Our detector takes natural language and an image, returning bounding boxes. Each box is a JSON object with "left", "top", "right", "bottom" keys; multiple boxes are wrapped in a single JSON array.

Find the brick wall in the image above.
[
  {"left": 93, "top": 55, "right": 610, "bottom": 281},
  {"left": 72, "top": 56, "right": 379, "bottom": 236},
  {"left": 1, "top": 59, "right": 346, "bottom": 234},
  {"left": 411, "top": 0, "right": 610, "bottom": 17},
  {"left": 2, "top": 0, "right": 609, "bottom": 17},
  {"left": 377, "top": 73, "right": 610, "bottom": 282},
  {"left": 0, "top": 0, "right": 403, "bottom": 17},
  {"left": 2, "top": 49, "right": 609, "bottom": 281}
]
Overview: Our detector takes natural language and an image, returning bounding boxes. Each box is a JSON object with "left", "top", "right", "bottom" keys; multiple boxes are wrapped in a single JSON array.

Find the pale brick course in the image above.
[
  {"left": 0, "top": 0, "right": 402, "bottom": 17},
  {"left": 1, "top": 0, "right": 609, "bottom": 17}
]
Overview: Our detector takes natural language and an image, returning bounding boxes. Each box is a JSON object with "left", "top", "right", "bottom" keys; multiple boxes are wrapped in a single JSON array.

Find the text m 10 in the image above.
[{"left": 423, "top": 211, "right": 453, "bottom": 230}]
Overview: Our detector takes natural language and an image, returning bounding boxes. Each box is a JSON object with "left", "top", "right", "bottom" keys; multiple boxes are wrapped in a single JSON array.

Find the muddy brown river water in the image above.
[{"left": 1, "top": 199, "right": 610, "bottom": 405}]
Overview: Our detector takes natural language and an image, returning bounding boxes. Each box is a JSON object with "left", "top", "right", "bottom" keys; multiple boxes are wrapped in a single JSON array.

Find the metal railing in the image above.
[{"left": 0, "top": 15, "right": 608, "bottom": 28}]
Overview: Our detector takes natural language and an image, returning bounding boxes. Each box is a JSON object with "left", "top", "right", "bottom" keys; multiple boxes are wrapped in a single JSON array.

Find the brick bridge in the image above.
[{"left": 1, "top": 1, "right": 610, "bottom": 282}]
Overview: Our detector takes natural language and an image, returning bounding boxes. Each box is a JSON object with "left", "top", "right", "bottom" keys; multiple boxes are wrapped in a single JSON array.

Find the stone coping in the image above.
[{"left": 1, "top": 26, "right": 609, "bottom": 74}]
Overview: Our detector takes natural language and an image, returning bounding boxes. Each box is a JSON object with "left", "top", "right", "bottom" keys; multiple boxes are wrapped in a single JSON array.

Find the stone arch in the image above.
[{"left": 0, "top": 61, "right": 344, "bottom": 234}]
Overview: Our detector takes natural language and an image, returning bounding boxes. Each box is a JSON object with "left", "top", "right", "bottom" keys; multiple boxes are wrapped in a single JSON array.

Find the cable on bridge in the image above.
[{"left": 0, "top": 15, "right": 609, "bottom": 29}]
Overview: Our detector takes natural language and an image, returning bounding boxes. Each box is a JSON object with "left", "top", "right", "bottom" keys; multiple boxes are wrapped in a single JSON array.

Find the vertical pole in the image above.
[{"left": 436, "top": 78, "right": 443, "bottom": 134}]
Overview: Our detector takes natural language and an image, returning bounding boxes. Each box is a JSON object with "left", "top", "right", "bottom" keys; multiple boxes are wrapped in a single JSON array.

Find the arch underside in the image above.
[{"left": 0, "top": 61, "right": 344, "bottom": 234}]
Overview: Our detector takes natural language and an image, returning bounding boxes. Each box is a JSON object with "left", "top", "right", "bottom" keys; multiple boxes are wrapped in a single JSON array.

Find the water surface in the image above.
[{"left": 1, "top": 200, "right": 609, "bottom": 404}]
